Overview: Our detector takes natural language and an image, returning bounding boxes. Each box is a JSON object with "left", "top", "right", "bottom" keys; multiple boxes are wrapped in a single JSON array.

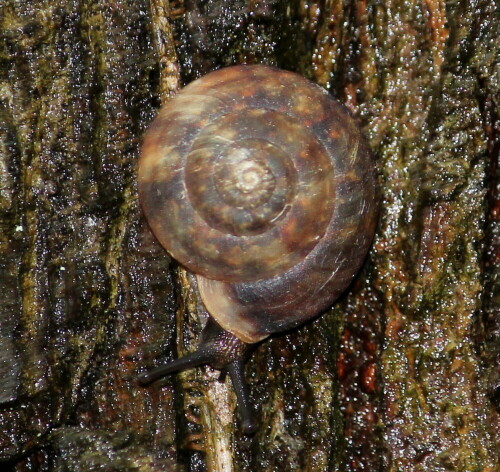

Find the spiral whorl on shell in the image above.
[{"left": 139, "top": 64, "right": 378, "bottom": 344}]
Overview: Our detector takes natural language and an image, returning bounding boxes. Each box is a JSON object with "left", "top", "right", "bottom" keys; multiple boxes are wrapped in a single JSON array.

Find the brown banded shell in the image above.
[{"left": 139, "top": 64, "right": 378, "bottom": 344}]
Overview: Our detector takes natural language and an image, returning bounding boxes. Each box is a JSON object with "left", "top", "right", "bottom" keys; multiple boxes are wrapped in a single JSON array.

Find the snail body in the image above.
[{"left": 138, "top": 65, "right": 378, "bottom": 432}]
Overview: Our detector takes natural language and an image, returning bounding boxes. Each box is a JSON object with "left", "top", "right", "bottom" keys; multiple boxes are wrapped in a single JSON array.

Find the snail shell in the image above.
[{"left": 139, "top": 64, "right": 378, "bottom": 344}]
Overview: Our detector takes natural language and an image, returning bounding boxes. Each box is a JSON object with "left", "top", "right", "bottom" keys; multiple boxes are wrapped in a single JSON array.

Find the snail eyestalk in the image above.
[
  {"left": 138, "top": 318, "right": 257, "bottom": 433},
  {"left": 137, "top": 349, "right": 211, "bottom": 385},
  {"left": 226, "top": 361, "right": 257, "bottom": 434}
]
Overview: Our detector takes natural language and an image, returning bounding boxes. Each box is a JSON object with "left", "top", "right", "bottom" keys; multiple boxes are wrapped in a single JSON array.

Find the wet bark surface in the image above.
[{"left": 0, "top": 1, "right": 498, "bottom": 471}]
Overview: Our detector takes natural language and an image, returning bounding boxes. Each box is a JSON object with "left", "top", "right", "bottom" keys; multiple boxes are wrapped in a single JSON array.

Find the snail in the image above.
[{"left": 137, "top": 64, "right": 378, "bottom": 433}]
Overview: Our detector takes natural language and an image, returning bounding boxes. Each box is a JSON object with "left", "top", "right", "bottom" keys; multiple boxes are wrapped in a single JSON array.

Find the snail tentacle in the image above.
[
  {"left": 137, "top": 349, "right": 212, "bottom": 385},
  {"left": 227, "top": 361, "right": 257, "bottom": 434}
]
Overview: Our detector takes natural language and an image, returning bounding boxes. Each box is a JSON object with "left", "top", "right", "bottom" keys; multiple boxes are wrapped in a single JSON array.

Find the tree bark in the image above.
[{"left": 0, "top": 1, "right": 498, "bottom": 471}]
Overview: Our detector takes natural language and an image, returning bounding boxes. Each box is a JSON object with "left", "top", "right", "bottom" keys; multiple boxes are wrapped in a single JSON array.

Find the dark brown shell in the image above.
[{"left": 139, "top": 64, "right": 378, "bottom": 343}]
